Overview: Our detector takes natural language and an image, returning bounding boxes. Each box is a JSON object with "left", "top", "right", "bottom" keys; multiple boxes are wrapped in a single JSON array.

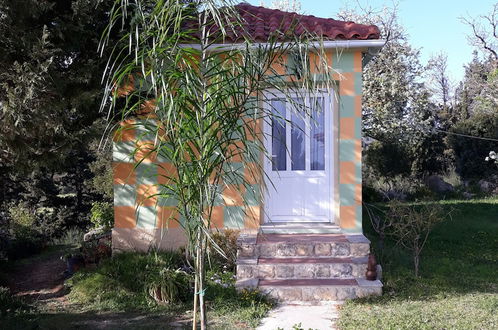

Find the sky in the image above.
[{"left": 250, "top": 0, "right": 498, "bottom": 83}]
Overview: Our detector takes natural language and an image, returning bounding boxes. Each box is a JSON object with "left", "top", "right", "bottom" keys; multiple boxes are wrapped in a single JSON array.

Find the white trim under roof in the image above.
[{"left": 181, "top": 39, "right": 386, "bottom": 54}]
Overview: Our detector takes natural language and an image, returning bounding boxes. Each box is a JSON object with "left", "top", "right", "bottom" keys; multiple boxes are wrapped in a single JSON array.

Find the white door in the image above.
[{"left": 264, "top": 92, "right": 334, "bottom": 223}]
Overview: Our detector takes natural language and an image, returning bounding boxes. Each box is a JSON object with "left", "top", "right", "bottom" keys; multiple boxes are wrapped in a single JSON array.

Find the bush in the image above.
[
  {"left": 387, "top": 201, "right": 452, "bottom": 276},
  {"left": 5, "top": 203, "right": 44, "bottom": 259},
  {"left": 0, "top": 287, "right": 29, "bottom": 316},
  {"left": 147, "top": 268, "right": 192, "bottom": 304},
  {"left": 68, "top": 251, "right": 190, "bottom": 310},
  {"left": 208, "top": 229, "right": 239, "bottom": 272},
  {"left": 365, "top": 140, "right": 412, "bottom": 178},
  {"left": 90, "top": 202, "right": 114, "bottom": 231},
  {"left": 448, "top": 112, "right": 498, "bottom": 180}
]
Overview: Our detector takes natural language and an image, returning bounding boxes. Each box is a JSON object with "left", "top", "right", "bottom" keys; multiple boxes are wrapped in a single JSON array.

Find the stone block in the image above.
[
  {"left": 278, "top": 287, "right": 303, "bottom": 301},
  {"left": 257, "top": 265, "right": 275, "bottom": 279},
  {"left": 352, "top": 263, "right": 367, "bottom": 277},
  {"left": 314, "top": 243, "right": 331, "bottom": 256},
  {"left": 315, "top": 265, "right": 331, "bottom": 278},
  {"left": 355, "top": 286, "right": 382, "bottom": 298},
  {"left": 275, "top": 265, "right": 294, "bottom": 278},
  {"left": 302, "top": 287, "right": 337, "bottom": 301},
  {"left": 294, "top": 264, "right": 315, "bottom": 278},
  {"left": 330, "top": 264, "right": 352, "bottom": 277},
  {"left": 331, "top": 242, "right": 350, "bottom": 256},
  {"left": 276, "top": 244, "right": 296, "bottom": 256},
  {"left": 336, "top": 287, "right": 355, "bottom": 300},
  {"left": 295, "top": 244, "right": 313, "bottom": 256},
  {"left": 350, "top": 243, "right": 370, "bottom": 256},
  {"left": 238, "top": 244, "right": 255, "bottom": 257},
  {"left": 236, "top": 265, "right": 253, "bottom": 279},
  {"left": 258, "top": 244, "right": 276, "bottom": 257}
]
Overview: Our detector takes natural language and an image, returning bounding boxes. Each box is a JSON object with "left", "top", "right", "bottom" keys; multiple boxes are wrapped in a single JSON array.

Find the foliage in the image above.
[
  {"left": 66, "top": 250, "right": 274, "bottom": 328},
  {"left": 0, "top": 0, "right": 118, "bottom": 260},
  {"left": 447, "top": 112, "right": 498, "bottom": 179},
  {"left": 68, "top": 251, "right": 189, "bottom": 310},
  {"left": 0, "top": 0, "right": 121, "bottom": 170},
  {"left": 89, "top": 202, "right": 114, "bottom": 231},
  {"left": 442, "top": 165, "right": 463, "bottom": 188},
  {"left": 365, "top": 140, "right": 411, "bottom": 178},
  {"left": 147, "top": 268, "right": 192, "bottom": 304},
  {"left": 101, "top": 0, "right": 333, "bottom": 327},
  {"left": 205, "top": 280, "right": 276, "bottom": 328},
  {"left": 0, "top": 287, "right": 30, "bottom": 317},
  {"left": 87, "top": 132, "right": 114, "bottom": 200},
  {"left": 339, "top": 3, "right": 445, "bottom": 179},
  {"left": 50, "top": 227, "right": 86, "bottom": 246},
  {"left": 3, "top": 203, "right": 44, "bottom": 259},
  {"left": 208, "top": 229, "right": 240, "bottom": 272},
  {"left": 387, "top": 201, "right": 451, "bottom": 276},
  {"left": 341, "top": 198, "right": 498, "bottom": 329}
]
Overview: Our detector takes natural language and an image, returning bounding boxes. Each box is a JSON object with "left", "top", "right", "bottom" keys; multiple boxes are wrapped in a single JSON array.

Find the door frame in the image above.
[{"left": 262, "top": 88, "right": 337, "bottom": 224}]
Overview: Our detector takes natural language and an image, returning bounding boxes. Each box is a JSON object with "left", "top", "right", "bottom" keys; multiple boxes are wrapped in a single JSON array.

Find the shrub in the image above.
[
  {"left": 5, "top": 203, "right": 44, "bottom": 259},
  {"left": 90, "top": 202, "right": 114, "bottom": 231},
  {"left": 365, "top": 140, "right": 412, "bottom": 178},
  {"left": 208, "top": 229, "right": 239, "bottom": 272},
  {"left": 147, "top": 268, "right": 192, "bottom": 304},
  {"left": 68, "top": 251, "right": 189, "bottom": 310},
  {"left": 442, "top": 165, "right": 463, "bottom": 188},
  {"left": 448, "top": 112, "right": 498, "bottom": 180},
  {"left": 387, "top": 201, "right": 452, "bottom": 276},
  {"left": 50, "top": 227, "right": 86, "bottom": 246},
  {"left": 0, "top": 287, "right": 29, "bottom": 316}
]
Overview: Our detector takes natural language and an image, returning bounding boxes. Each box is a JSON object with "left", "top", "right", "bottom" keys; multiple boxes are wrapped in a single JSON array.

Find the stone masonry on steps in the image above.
[{"left": 236, "top": 233, "right": 382, "bottom": 302}]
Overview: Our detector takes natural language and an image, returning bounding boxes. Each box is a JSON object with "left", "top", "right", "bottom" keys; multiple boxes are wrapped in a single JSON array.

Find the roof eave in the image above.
[{"left": 180, "top": 39, "right": 386, "bottom": 52}]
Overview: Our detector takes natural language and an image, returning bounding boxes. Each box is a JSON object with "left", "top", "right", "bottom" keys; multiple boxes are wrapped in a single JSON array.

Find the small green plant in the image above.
[
  {"left": 50, "top": 227, "right": 85, "bottom": 246},
  {"left": 90, "top": 202, "right": 114, "bottom": 231},
  {"left": 0, "top": 287, "right": 29, "bottom": 316},
  {"left": 5, "top": 203, "right": 44, "bottom": 259},
  {"left": 147, "top": 268, "right": 192, "bottom": 304},
  {"left": 442, "top": 165, "right": 463, "bottom": 188},
  {"left": 387, "top": 201, "right": 452, "bottom": 276},
  {"left": 8, "top": 202, "right": 37, "bottom": 239},
  {"left": 208, "top": 229, "right": 240, "bottom": 272}
]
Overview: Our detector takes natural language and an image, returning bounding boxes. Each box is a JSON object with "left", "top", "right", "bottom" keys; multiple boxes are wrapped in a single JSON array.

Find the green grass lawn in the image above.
[{"left": 339, "top": 198, "right": 498, "bottom": 329}]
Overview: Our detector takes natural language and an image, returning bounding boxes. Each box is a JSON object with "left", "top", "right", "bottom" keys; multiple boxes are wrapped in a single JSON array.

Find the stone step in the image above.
[
  {"left": 237, "top": 234, "right": 370, "bottom": 259},
  {"left": 237, "top": 257, "right": 368, "bottom": 280},
  {"left": 257, "top": 278, "right": 383, "bottom": 302}
]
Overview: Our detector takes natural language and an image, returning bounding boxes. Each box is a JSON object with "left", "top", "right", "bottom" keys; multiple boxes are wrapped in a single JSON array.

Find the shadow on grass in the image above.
[
  {"left": 0, "top": 311, "right": 182, "bottom": 330},
  {"left": 363, "top": 199, "right": 498, "bottom": 302}
]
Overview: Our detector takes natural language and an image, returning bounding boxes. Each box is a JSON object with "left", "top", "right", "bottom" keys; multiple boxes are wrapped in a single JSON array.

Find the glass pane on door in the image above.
[
  {"left": 291, "top": 98, "right": 305, "bottom": 170},
  {"left": 271, "top": 99, "right": 286, "bottom": 171},
  {"left": 310, "top": 97, "right": 325, "bottom": 170}
]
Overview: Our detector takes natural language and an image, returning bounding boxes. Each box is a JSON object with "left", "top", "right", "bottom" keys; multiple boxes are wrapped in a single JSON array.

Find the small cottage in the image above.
[{"left": 112, "top": 3, "right": 384, "bottom": 301}]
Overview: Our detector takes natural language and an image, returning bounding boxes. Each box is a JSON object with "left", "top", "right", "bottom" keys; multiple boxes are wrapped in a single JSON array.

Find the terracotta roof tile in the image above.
[{"left": 185, "top": 3, "right": 381, "bottom": 43}]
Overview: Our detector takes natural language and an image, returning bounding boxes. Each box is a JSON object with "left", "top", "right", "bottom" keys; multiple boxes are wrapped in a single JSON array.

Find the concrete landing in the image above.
[{"left": 256, "top": 304, "right": 340, "bottom": 330}]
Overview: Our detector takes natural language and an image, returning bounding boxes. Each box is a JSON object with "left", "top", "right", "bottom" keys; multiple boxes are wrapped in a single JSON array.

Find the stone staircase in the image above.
[{"left": 235, "top": 233, "right": 382, "bottom": 303}]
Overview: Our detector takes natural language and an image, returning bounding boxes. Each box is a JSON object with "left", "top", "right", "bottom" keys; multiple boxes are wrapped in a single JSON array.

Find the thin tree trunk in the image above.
[
  {"left": 199, "top": 232, "right": 207, "bottom": 330},
  {"left": 192, "top": 270, "right": 198, "bottom": 330},
  {"left": 414, "top": 249, "right": 420, "bottom": 277}
]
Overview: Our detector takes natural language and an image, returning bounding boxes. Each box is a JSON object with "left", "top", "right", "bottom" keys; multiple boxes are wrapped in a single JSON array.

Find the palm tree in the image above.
[{"left": 100, "top": 1, "right": 333, "bottom": 328}]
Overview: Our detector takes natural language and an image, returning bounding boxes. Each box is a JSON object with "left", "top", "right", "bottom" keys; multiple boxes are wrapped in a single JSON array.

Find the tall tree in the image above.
[
  {"left": 0, "top": 0, "right": 119, "bottom": 170},
  {"left": 102, "top": 1, "right": 332, "bottom": 328},
  {"left": 338, "top": 2, "right": 443, "bottom": 176}
]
